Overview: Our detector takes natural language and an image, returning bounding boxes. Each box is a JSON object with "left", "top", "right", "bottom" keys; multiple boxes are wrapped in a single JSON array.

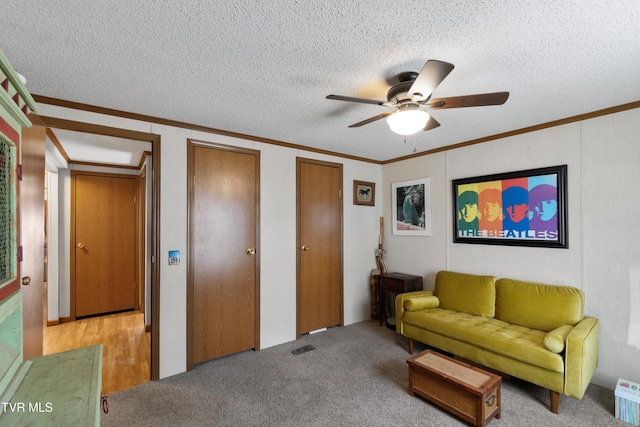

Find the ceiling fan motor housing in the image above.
[{"left": 387, "top": 72, "right": 423, "bottom": 104}]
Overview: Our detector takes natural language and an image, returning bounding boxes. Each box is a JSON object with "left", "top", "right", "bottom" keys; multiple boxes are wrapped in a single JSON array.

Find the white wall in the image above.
[
  {"left": 59, "top": 169, "right": 71, "bottom": 317},
  {"left": 45, "top": 171, "right": 59, "bottom": 322},
  {"left": 42, "top": 99, "right": 639, "bottom": 390},
  {"left": 581, "top": 109, "right": 640, "bottom": 388},
  {"left": 38, "top": 103, "right": 382, "bottom": 379},
  {"left": 382, "top": 107, "right": 640, "bottom": 389}
]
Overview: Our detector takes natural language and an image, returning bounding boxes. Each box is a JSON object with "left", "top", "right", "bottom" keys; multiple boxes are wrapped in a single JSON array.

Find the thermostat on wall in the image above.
[{"left": 168, "top": 250, "right": 180, "bottom": 265}]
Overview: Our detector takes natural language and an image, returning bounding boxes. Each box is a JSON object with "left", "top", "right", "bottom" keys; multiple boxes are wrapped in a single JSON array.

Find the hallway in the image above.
[{"left": 43, "top": 311, "right": 150, "bottom": 395}]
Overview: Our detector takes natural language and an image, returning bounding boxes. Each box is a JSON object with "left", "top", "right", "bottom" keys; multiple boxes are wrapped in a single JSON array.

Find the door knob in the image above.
[
  {"left": 246, "top": 248, "right": 256, "bottom": 255},
  {"left": 301, "top": 245, "right": 309, "bottom": 251},
  {"left": 22, "top": 276, "right": 31, "bottom": 286},
  {"left": 77, "top": 243, "right": 85, "bottom": 249}
]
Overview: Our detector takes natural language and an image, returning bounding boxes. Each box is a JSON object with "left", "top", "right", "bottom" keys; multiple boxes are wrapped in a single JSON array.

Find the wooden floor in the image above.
[{"left": 43, "top": 311, "right": 150, "bottom": 395}]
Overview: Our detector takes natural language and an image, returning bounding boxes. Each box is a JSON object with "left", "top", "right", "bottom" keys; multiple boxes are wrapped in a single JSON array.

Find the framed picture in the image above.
[
  {"left": 452, "top": 165, "right": 568, "bottom": 248},
  {"left": 353, "top": 180, "right": 375, "bottom": 206},
  {"left": 392, "top": 177, "right": 431, "bottom": 236}
]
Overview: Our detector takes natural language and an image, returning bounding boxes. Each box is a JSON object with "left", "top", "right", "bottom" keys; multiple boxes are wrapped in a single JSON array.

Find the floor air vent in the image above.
[{"left": 291, "top": 345, "right": 315, "bottom": 355}]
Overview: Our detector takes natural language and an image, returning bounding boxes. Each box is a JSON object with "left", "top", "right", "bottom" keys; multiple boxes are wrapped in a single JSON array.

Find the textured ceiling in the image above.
[
  {"left": 50, "top": 129, "right": 151, "bottom": 168},
  {"left": 2, "top": 1, "right": 639, "bottom": 161}
]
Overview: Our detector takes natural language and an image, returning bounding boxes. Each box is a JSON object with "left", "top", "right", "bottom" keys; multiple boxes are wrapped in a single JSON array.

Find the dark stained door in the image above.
[
  {"left": 73, "top": 172, "right": 137, "bottom": 317},
  {"left": 297, "top": 158, "right": 343, "bottom": 336},
  {"left": 189, "top": 142, "right": 259, "bottom": 366}
]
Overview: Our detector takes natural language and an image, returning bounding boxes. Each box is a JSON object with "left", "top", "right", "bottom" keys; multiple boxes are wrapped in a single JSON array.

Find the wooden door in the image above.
[
  {"left": 72, "top": 172, "right": 137, "bottom": 318},
  {"left": 297, "top": 158, "right": 343, "bottom": 337},
  {"left": 20, "top": 123, "right": 46, "bottom": 359},
  {"left": 188, "top": 142, "right": 260, "bottom": 366}
]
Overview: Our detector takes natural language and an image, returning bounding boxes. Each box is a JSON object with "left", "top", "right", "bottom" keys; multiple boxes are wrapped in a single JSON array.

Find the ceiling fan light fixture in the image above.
[{"left": 387, "top": 109, "right": 430, "bottom": 135}]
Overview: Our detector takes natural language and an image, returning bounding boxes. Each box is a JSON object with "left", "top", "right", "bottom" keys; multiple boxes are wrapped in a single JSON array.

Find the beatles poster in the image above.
[{"left": 453, "top": 165, "right": 568, "bottom": 248}]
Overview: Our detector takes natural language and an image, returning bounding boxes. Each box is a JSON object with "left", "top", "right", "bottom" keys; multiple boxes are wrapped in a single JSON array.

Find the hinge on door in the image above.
[
  {"left": 151, "top": 255, "right": 155, "bottom": 264},
  {"left": 339, "top": 189, "right": 342, "bottom": 198},
  {"left": 16, "top": 164, "right": 22, "bottom": 181},
  {"left": 17, "top": 246, "right": 23, "bottom": 262}
]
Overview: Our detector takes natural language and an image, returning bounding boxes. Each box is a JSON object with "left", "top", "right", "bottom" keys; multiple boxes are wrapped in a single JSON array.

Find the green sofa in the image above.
[{"left": 396, "top": 270, "right": 599, "bottom": 414}]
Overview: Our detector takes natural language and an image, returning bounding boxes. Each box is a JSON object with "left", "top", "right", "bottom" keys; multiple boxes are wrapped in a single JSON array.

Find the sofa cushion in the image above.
[
  {"left": 434, "top": 271, "right": 496, "bottom": 317},
  {"left": 403, "top": 308, "right": 564, "bottom": 372},
  {"left": 543, "top": 325, "right": 574, "bottom": 353},
  {"left": 404, "top": 295, "right": 440, "bottom": 311},
  {"left": 495, "top": 278, "right": 584, "bottom": 332}
]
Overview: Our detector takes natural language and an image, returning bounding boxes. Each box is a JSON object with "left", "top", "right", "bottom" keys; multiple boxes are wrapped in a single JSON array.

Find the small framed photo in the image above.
[{"left": 353, "top": 180, "right": 375, "bottom": 206}]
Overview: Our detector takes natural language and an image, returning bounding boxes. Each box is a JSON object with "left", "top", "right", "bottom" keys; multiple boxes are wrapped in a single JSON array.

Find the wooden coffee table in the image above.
[{"left": 407, "top": 350, "right": 501, "bottom": 427}]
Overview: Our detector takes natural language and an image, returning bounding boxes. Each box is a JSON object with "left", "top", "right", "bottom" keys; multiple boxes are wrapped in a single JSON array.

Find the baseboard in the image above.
[{"left": 47, "top": 316, "right": 73, "bottom": 326}]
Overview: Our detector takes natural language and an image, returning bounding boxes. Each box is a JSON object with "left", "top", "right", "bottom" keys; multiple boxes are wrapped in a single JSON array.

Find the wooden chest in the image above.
[{"left": 407, "top": 350, "right": 501, "bottom": 427}]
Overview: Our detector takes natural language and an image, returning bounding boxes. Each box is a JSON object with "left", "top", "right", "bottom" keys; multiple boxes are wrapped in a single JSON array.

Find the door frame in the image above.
[
  {"left": 37, "top": 115, "right": 161, "bottom": 381},
  {"left": 70, "top": 170, "right": 139, "bottom": 318},
  {"left": 186, "top": 139, "right": 261, "bottom": 371},
  {"left": 296, "top": 157, "right": 344, "bottom": 339},
  {"left": 137, "top": 163, "right": 149, "bottom": 315}
]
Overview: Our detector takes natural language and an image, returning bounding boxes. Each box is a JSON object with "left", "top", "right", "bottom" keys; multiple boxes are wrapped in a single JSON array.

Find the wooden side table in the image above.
[{"left": 377, "top": 272, "right": 423, "bottom": 325}]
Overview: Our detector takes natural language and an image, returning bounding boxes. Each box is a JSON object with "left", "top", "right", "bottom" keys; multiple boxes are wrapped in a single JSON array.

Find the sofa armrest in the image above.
[
  {"left": 395, "top": 291, "right": 436, "bottom": 335},
  {"left": 564, "top": 317, "right": 599, "bottom": 399}
]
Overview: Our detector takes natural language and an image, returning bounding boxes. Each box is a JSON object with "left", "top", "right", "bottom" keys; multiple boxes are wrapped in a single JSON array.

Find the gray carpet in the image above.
[{"left": 101, "top": 321, "right": 624, "bottom": 426}]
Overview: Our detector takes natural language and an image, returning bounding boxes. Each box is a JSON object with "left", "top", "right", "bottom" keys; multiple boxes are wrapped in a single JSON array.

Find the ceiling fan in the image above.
[{"left": 326, "top": 60, "right": 509, "bottom": 136}]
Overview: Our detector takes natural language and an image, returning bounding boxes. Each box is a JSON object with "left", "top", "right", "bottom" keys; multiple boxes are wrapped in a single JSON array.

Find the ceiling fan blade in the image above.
[
  {"left": 427, "top": 91, "right": 510, "bottom": 109},
  {"left": 348, "top": 111, "right": 393, "bottom": 128},
  {"left": 326, "top": 94, "right": 388, "bottom": 106},
  {"left": 423, "top": 115, "right": 441, "bottom": 131},
  {"left": 408, "top": 60, "right": 455, "bottom": 102}
]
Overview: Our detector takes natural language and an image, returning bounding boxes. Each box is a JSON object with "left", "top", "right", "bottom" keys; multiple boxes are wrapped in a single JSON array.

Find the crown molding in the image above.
[{"left": 33, "top": 95, "right": 640, "bottom": 166}]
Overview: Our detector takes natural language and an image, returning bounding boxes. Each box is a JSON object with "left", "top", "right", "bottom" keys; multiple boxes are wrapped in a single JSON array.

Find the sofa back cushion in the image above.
[
  {"left": 495, "top": 278, "right": 584, "bottom": 331},
  {"left": 434, "top": 271, "right": 496, "bottom": 317}
]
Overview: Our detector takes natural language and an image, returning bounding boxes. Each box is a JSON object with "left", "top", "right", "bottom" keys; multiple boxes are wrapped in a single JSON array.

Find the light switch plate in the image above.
[{"left": 168, "top": 250, "right": 180, "bottom": 265}]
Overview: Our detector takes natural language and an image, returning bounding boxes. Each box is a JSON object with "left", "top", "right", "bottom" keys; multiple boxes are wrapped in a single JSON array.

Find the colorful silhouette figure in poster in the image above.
[
  {"left": 458, "top": 190, "right": 479, "bottom": 232},
  {"left": 529, "top": 184, "right": 558, "bottom": 234},
  {"left": 502, "top": 184, "right": 529, "bottom": 233},
  {"left": 479, "top": 187, "right": 503, "bottom": 232}
]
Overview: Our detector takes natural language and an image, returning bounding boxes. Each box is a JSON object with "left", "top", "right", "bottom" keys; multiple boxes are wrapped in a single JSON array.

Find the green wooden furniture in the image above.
[
  {"left": 0, "top": 47, "right": 38, "bottom": 397},
  {"left": 0, "top": 48, "right": 103, "bottom": 426},
  {"left": 1, "top": 345, "right": 103, "bottom": 425}
]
